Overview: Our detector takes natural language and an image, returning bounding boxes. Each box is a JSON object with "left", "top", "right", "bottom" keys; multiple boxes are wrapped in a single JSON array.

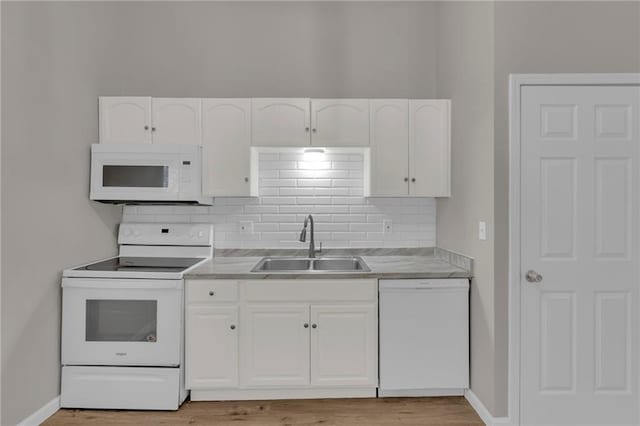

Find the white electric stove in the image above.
[{"left": 60, "top": 223, "right": 213, "bottom": 410}]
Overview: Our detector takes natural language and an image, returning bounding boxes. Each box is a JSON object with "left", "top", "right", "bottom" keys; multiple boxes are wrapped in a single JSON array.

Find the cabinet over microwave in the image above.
[{"left": 90, "top": 144, "right": 212, "bottom": 205}]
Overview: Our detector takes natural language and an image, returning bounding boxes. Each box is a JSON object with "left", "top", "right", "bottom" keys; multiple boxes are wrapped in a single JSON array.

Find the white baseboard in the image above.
[
  {"left": 464, "top": 389, "right": 512, "bottom": 426},
  {"left": 17, "top": 395, "right": 60, "bottom": 426}
]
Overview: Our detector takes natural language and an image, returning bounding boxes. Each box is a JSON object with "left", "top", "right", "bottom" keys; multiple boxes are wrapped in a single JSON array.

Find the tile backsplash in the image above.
[{"left": 122, "top": 151, "right": 436, "bottom": 249}]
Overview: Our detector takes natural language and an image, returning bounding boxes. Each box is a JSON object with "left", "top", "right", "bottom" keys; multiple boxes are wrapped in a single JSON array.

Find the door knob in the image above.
[{"left": 525, "top": 270, "right": 543, "bottom": 283}]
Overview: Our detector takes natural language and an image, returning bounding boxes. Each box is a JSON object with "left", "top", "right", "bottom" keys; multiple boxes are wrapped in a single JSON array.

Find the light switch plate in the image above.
[{"left": 478, "top": 221, "right": 487, "bottom": 241}]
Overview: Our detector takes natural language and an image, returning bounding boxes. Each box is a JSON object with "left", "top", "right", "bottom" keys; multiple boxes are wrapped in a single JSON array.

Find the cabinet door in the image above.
[
  {"left": 151, "top": 98, "right": 202, "bottom": 145},
  {"left": 99, "top": 96, "right": 151, "bottom": 144},
  {"left": 202, "top": 99, "right": 251, "bottom": 196},
  {"left": 185, "top": 305, "right": 238, "bottom": 389},
  {"left": 369, "top": 99, "right": 409, "bottom": 196},
  {"left": 241, "top": 304, "right": 310, "bottom": 387},
  {"left": 311, "top": 99, "right": 369, "bottom": 146},
  {"left": 310, "top": 304, "right": 377, "bottom": 387},
  {"left": 409, "top": 100, "right": 451, "bottom": 197},
  {"left": 251, "top": 98, "right": 310, "bottom": 146}
]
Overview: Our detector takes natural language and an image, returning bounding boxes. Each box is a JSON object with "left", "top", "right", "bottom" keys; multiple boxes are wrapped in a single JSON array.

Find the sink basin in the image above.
[
  {"left": 251, "top": 258, "right": 311, "bottom": 271},
  {"left": 251, "top": 256, "right": 370, "bottom": 273},
  {"left": 313, "top": 258, "right": 370, "bottom": 271}
]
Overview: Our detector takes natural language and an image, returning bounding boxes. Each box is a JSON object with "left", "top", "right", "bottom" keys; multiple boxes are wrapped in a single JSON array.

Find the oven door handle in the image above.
[{"left": 62, "top": 278, "right": 182, "bottom": 290}]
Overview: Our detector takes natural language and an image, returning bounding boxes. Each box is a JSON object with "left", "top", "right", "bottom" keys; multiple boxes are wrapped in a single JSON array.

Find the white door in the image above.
[
  {"left": 520, "top": 85, "right": 639, "bottom": 425},
  {"left": 240, "top": 304, "right": 310, "bottom": 387},
  {"left": 151, "top": 98, "right": 202, "bottom": 145},
  {"left": 311, "top": 99, "right": 369, "bottom": 147},
  {"left": 99, "top": 96, "right": 151, "bottom": 144},
  {"left": 369, "top": 99, "right": 409, "bottom": 196},
  {"left": 202, "top": 99, "right": 251, "bottom": 196},
  {"left": 251, "top": 98, "right": 310, "bottom": 146},
  {"left": 310, "top": 305, "right": 377, "bottom": 387},
  {"left": 409, "top": 100, "right": 450, "bottom": 196},
  {"left": 185, "top": 305, "right": 238, "bottom": 389}
]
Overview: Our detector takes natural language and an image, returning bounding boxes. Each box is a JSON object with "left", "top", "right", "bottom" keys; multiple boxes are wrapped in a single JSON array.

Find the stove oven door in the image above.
[{"left": 61, "top": 278, "right": 182, "bottom": 367}]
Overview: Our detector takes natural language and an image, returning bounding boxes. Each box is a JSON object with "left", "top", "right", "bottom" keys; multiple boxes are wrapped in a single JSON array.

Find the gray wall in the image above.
[
  {"left": 434, "top": 0, "right": 496, "bottom": 415},
  {"left": 493, "top": 1, "right": 640, "bottom": 416},
  {"left": 0, "top": 2, "right": 437, "bottom": 424}
]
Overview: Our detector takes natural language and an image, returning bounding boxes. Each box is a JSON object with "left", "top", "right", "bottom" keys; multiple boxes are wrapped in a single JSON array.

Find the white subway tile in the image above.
[
  {"left": 332, "top": 161, "right": 362, "bottom": 170},
  {"left": 244, "top": 205, "right": 278, "bottom": 214},
  {"left": 261, "top": 197, "right": 297, "bottom": 205},
  {"left": 259, "top": 187, "right": 279, "bottom": 196},
  {"left": 314, "top": 187, "right": 350, "bottom": 196},
  {"left": 350, "top": 223, "right": 382, "bottom": 232},
  {"left": 279, "top": 187, "right": 316, "bottom": 196},
  {"left": 331, "top": 214, "right": 365, "bottom": 223},
  {"left": 296, "top": 197, "right": 332, "bottom": 205},
  {"left": 297, "top": 179, "right": 332, "bottom": 187},
  {"left": 262, "top": 214, "right": 297, "bottom": 222},
  {"left": 331, "top": 197, "right": 364, "bottom": 205},
  {"left": 331, "top": 232, "right": 366, "bottom": 240},
  {"left": 254, "top": 223, "right": 279, "bottom": 232}
]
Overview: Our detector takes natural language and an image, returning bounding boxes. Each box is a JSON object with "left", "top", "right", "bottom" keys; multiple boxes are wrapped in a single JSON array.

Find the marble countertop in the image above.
[{"left": 185, "top": 251, "right": 472, "bottom": 280}]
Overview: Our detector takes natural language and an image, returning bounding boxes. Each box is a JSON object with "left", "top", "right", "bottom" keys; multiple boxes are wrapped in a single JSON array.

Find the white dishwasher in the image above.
[{"left": 379, "top": 278, "right": 469, "bottom": 397}]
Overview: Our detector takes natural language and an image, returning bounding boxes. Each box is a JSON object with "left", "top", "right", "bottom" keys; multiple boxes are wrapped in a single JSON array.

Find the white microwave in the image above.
[{"left": 90, "top": 144, "right": 212, "bottom": 205}]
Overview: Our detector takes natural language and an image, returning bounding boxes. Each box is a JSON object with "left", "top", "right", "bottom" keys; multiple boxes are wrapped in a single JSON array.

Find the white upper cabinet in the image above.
[
  {"left": 251, "top": 98, "right": 311, "bottom": 146},
  {"left": 368, "top": 99, "right": 451, "bottom": 197},
  {"left": 369, "top": 99, "right": 409, "bottom": 196},
  {"left": 310, "top": 305, "right": 377, "bottom": 387},
  {"left": 99, "top": 97, "right": 152, "bottom": 144},
  {"left": 202, "top": 99, "right": 251, "bottom": 197},
  {"left": 409, "top": 100, "right": 451, "bottom": 197},
  {"left": 99, "top": 97, "right": 201, "bottom": 145},
  {"left": 310, "top": 99, "right": 370, "bottom": 147},
  {"left": 151, "top": 98, "right": 202, "bottom": 145}
]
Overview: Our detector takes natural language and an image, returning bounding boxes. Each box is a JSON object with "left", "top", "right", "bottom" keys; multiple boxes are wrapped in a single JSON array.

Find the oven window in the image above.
[
  {"left": 86, "top": 300, "right": 158, "bottom": 342},
  {"left": 102, "top": 165, "right": 169, "bottom": 188}
]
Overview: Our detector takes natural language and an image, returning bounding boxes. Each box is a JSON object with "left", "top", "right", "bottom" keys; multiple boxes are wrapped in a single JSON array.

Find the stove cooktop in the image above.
[{"left": 74, "top": 257, "right": 205, "bottom": 273}]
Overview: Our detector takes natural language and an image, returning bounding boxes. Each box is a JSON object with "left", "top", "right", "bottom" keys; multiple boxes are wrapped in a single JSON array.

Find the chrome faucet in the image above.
[{"left": 299, "top": 214, "right": 321, "bottom": 258}]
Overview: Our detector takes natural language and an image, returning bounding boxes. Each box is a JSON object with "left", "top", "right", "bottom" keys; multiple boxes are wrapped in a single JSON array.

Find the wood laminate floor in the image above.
[{"left": 44, "top": 397, "right": 483, "bottom": 426}]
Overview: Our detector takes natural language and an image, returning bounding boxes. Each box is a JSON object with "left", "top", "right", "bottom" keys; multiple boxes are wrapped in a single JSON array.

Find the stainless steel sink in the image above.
[
  {"left": 313, "top": 258, "right": 370, "bottom": 271},
  {"left": 251, "top": 258, "right": 311, "bottom": 271},
  {"left": 251, "top": 256, "right": 370, "bottom": 273}
]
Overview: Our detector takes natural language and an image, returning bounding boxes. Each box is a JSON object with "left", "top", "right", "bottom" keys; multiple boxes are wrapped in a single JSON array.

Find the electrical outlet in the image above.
[
  {"left": 383, "top": 220, "right": 393, "bottom": 233},
  {"left": 478, "top": 221, "right": 487, "bottom": 241},
  {"left": 239, "top": 221, "right": 253, "bottom": 234}
]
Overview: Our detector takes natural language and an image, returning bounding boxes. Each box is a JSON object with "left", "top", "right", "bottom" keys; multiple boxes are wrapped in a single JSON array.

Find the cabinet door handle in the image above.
[
  {"left": 305, "top": 127, "right": 310, "bottom": 132},
  {"left": 208, "top": 291, "right": 215, "bottom": 296},
  {"left": 151, "top": 127, "right": 156, "bottom": 132},
  {"left": 144, "top": 125, "right": 149, "bottom": 131},
  {"left": 404, "top": 177, "right": 409, "bottom": 182},
  {"left": 304, "top": 323, "right": 309, "bottom": 328},
  {"left": 312, "top": 128, "right": 317, "bottom": 133},
  {"left": 230, "top": 324, "right": 236, "bottom": 330},
  {"left": 244, "top": 177, "right": 249, "bottom": 183},
  {"left": 411, "top": 178, "right": 416, "bottom": 183},
  {"left": 311, "top": 324, "right": 317, "bottom": 329}
]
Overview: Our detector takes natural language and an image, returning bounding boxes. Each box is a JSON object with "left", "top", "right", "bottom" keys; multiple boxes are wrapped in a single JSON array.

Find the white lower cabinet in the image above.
[
  {"left": 185, "top": 305, "right": 238, "bottom": 389},
  {"left": 310, "top": 305, "right": 377, "bottom": 387},
  {"left": 240, "top": 304, "right": 310, "bottom": 387},
  {"left": 185, "top": 279, "right": 378, "bottom": 400}
]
